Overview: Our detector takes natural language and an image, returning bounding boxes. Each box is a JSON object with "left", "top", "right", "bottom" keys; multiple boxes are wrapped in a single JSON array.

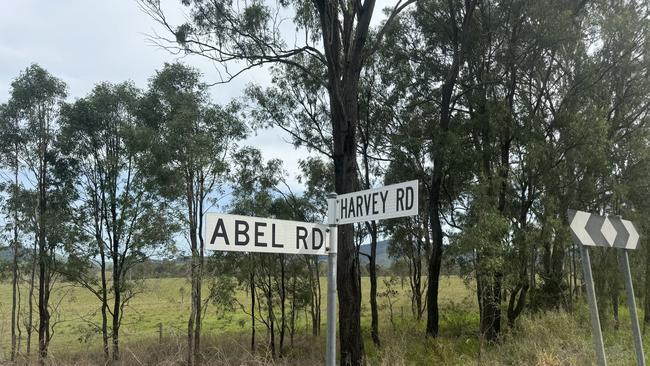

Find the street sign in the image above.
[
  {"left": 205, "top": 180, "right": 420, "bottom": 366},
  {"left": 568, "top": 210, "right": 639, "bottom": 249},
  {"left": 568, "top": 209, "right": 645, "bottom": 366},
  {"left": 335, "top": 180, "right": 418, "bottom": 225},
  {"left": 205, "top": 213, "right": 329, "bottom": 256}
]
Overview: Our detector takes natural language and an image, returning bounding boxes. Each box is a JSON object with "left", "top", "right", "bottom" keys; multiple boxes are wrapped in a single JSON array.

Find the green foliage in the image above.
[{"left": 136, "top": 62, "right": 246, "bottom": 202}]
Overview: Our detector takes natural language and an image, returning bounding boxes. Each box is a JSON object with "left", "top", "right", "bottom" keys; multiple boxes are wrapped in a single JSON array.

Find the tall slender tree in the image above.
[
  {"left": 8, "top": 64, "right": 67, "bottom": 362},
  {"left": 0, "top": 102, "right": 25, "bottom": 361},
  {"left": 137, "top": 63, "right": 246, "bottom": 365},
  {"left": 59, "top": 82, "right": 178, "bottom": 362}
]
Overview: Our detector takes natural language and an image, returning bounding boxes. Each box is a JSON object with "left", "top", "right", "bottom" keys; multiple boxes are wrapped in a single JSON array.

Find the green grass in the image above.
[{"left": 0, "top": 275, "right": 647, "bottom": 365}]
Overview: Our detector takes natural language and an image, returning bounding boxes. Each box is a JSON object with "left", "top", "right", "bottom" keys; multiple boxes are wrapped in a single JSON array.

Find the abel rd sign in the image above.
[
  {"left": 205, "top": 213, "right": 329, "bottom": 256},
  {"left": 336, "top": 180, "right": 418, "bottom": 224}
]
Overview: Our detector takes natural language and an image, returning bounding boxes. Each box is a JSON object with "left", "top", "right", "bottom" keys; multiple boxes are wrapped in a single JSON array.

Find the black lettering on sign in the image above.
[
  {"left": 347, "top": 197, "right": 355, "bottom": 218},
  {"left": 356, "top": 196, "right": 363, "bottom": 218},
  {"left": 363, "top": 194, "right": 371, "bottom": 216},
  {"left": 254, "top": 222, "right": 267, "bottom": 247},
  {"left": 272, "top": 224, "right": 284, "bottom": 248},
  {"left": 372, "top": 192, "right": 380, "bottom": 215},
  {"left": 210, "top": 218, "right": 229, "bottom": 245},
  {"left": 296, "top": 226, "right": 308, "bottom": 249},
  {"left": 234, "top": 220, "right": 249, "bottom": 246},
  {"left": 405, "top": 186, "right": 414, "bottom": 210},
  {"left": 312, "top": 228, "right": 324, "bottom": 250},
  {"left": 396, "top": 188, "right": 405, "bottom": 211},
  {"left": 339, "top": 198, "right": 347, "bottom": 220},
  {"left": 380, "top": 191, "right": 388, "bottom": 212}
]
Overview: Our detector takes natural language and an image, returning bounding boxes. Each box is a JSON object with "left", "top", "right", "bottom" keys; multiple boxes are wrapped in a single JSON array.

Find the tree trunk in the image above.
[
  {"left": 195, "top": 186, "right": 205, "bottom": 364},
  {"left": 315, "top": 259, "right": 321, "bottom": 335},
  {"left": 359, "top": 89, "right": 380, "bottom": 347},
  {"left": 480, "top": 272, "right": 503, "bottom": 342},
  {"left": 194, "top": 248, "right": 203, "bottom": 363},
  {"left": 315, "top": 0, "right": 377, "bottom": 362},
  {"left": 507, "top": 282, "right": 529, "bottom": 327},
  {"left": 186, "top": 179, "right": 203, "bottom": 366},
  {"left": 308, "top": 258, "right": 319, "bottom": 336},
  {"left": 27, "top": 234, "right": 37, "bottom": 356},
  {"left": 369, "top": 221, "right": 380, "bottom": 347},
  {"left": 426, "top": 190, "right": 444, "bottom": 336},
  {"left": 644, "top": 236, "right": 650, "bottom": 328},
  {"left": 11, "top": 223, "right": 18, "bottom": 363},
  {"left": 250, "top": 267, "right": 256, "bottom": 352},
  {"left": 279, "top": 255, "right": 286, "bottom": 355},
  {"left": 267, "top": 273, "right": 276, "bottom": 359},
  {"left": 612, "top": 290, "right": 620, "bottom": 330},
  {"left": 188, "top": 249, "right": 202, "bottom": 365},
  {"left": 290, "top": 274, "right": 297, "bottom": 347},
  {"left": 37, "top": 150, "right": 50, "bottom": 364},
  {"left": 95, "top": 175, "right": 109, "bottom": 360},
  {"left": 413, "top": 232, "right": 424, "bottom": 319},
  {"left": 426, "top": 0, "right": 476, "bottom": 337},
  {"left": 328, "top": 66, "right": 364, "bottom": 365},
  {"left": 100, "top": 250, "right": 109, "bottom": 361},
  {"left": 11, "top": 161, "right": 19, "bottom": 362},
  {"left": 112, "top": 267, "right": 121, "bottom": 361}
]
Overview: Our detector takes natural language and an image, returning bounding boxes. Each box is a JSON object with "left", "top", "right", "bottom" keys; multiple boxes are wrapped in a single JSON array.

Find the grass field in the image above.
[{"left": 0, "top": 275, "right": 647, "bottom": 365}]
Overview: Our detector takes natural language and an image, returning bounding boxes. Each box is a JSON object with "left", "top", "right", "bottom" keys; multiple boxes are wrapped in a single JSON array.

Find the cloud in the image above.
[{"left": 0, "top": 0, "right": 399, "bottom": 192}]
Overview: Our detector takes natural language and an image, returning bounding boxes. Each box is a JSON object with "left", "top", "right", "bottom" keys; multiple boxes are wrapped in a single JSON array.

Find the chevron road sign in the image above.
[
  {"left": 568, "top": 209, "right": 645, "bottom": 366},
  {"left": 568, "top": 209, "right": 640, "bottom": 250}
]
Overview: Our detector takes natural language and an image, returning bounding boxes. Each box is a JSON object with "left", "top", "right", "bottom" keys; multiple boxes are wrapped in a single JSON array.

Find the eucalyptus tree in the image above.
[
  {"left": 0, "top": 102, "right": 24, "bottom": 361},
  {"left": 227, "top": 146, "right": 282, "bottom": 354},
  {"left": 137, "top": 63, "right": 246, "bottom": 365},
  {"left": 383, "top": 157, "right": 431, "bottom": 320},
  {"left": 297, "top": 157, "right": 334, "bottom": 336},
  {"left": 7, "top": 64, "right": 68, "bottom": 361},
  {"left": 139, "top": 1, "right": 417, "bottom": 361},
  {"left": 58, "top": 82, "right": 178, "bottom": 361},
  {"left": 379, "top": 0, "right": 478, "bottom": 338},
  {"left": 582, "top": 0, "right": 650, "bottom": 323}
]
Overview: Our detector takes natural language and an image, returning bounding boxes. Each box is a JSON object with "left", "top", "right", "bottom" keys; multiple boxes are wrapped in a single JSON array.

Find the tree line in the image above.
[
  {"left": 141, "top": 0, "right": 650, "bottom": 364},
  {"left": 1, "top": 0, "right": 650, "bottom": 365}
]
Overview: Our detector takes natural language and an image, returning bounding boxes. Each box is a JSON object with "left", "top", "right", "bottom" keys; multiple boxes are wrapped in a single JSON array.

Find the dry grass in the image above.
[{"left": 0, "top": 276, "right": 647, "bottom": 365}]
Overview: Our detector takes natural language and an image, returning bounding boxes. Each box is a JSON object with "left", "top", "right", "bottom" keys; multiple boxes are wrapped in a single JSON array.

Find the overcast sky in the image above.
[{"left": 0, "top": 0, "right": 396, "bottom": 192}]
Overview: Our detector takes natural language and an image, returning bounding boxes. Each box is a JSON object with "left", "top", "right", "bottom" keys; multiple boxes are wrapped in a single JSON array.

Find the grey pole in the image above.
[
  {"left": 580, "top": 245, "right": 607, "bottom": 366},
  {"left": 618, "top": 249, "right": 645, "bottom": 366},
  {"left": 326, "top": 193, "right": 338, "bottom": 366}
]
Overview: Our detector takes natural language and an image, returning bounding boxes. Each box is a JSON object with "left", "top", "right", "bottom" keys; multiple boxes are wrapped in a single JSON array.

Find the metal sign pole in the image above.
[
  {"left": 326, "top": 193, "right": 338, "bottom": 366},
  {"left": 580, "top": 245, "right": 607, "bottom": 366},
  {"left": 618, "top": 249, "right": 645, "bottom": 366}
]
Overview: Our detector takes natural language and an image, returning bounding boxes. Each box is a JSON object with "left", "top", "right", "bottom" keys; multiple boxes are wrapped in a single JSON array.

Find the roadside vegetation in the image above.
[
  {"left": 1, "top": 0, "right": 650, "bottom": 365},
  {"left": 0, "top": 275, "right": 646, "bottom": 365}
]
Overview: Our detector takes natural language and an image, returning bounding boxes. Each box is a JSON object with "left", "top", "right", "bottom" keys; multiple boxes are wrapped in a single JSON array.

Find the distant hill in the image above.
[{"left": 359, "top": 240, "right": 392, "bottom": 269}]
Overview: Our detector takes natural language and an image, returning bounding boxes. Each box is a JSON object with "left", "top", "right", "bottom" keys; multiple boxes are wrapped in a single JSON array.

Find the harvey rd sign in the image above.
[
  {"left": 336, "top": 180, "right": 418, "bottom": 225},
  {"left": 205, "top": 213, "right": 329, "bottom": 256}
]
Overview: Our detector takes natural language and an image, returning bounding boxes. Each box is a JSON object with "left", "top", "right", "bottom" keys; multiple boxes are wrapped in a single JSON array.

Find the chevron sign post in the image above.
[
  {"left": 568, "top": 210, "right": 644, "bottom": 366},
  {"left": 569, "top": 210, "right": 639, "bottom": 249}
]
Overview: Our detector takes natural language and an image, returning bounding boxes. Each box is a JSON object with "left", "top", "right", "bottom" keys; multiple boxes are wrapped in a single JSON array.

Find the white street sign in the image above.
[
  {"left": 336, "top": 180, "right": 418, "bottom": 225},
  {"left": 568, "top": 210, "right": 640, "bottom": 249},
  {"left": 205, "top": 213, "right": 329, "bottom": 255},
  {"left": 568, "top": 210, "right": 645, "bottom": 366}
]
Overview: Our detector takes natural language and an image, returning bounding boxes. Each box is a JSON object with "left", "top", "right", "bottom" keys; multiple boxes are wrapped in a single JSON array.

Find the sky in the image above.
[{"left": 0, "top": 0, "right": 396, "bottom": 192}]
